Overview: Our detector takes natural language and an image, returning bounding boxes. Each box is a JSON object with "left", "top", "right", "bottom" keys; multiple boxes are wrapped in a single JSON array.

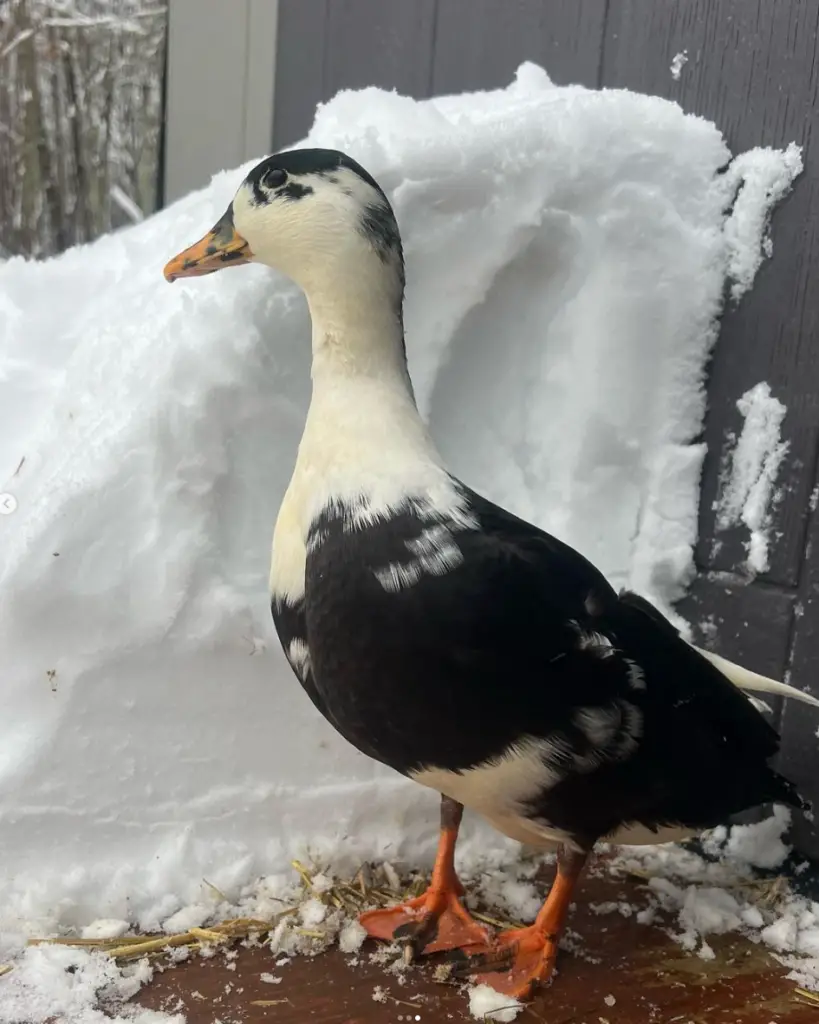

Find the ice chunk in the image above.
[
  {"left": 468, "top": 983, "right": 524, "bottom": 1021},
  {"left": 80, "top": 919, "right": 130, "bottom": 940},
  {"left": 339, "top": 919, "right": 368, "bottom": 953}
]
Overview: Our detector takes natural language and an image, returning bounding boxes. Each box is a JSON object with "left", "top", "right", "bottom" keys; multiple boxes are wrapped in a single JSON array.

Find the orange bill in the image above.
[{"left": 164, "top": 207, "right": 253, "bottom": 282}]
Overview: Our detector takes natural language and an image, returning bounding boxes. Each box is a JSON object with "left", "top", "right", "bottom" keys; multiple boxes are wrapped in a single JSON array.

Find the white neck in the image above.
[
  {"left": 294, "top": 285, "right": 454, "bottom": 523},
  {"left": 307, "top": 285, "right": 412, "bottom": 390},
  {"left": 270, "top": 274, "right": 471, "bottom": 603}
]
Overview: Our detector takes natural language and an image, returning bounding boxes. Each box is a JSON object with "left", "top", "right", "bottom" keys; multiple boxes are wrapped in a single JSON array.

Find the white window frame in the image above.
[{"left": 163, "top": 0, "right": 279, "bottom": 204}]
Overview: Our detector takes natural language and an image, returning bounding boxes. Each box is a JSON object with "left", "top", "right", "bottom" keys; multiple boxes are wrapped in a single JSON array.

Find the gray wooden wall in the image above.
[{"left": 272, "top": 0, "right": 819, "bottom": 857}]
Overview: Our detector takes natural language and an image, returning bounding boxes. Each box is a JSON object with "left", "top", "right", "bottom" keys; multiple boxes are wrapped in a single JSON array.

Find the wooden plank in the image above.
[
  {"left": 274, "top": 0, "right": 437, "bottom": 148},
  {"left": 778, "top": 496, "right": 819, "bottom": 859},
  {"left": 273, "top": 0, "right": 329, "bottom": 149},
  {"left": 681, "top": 573, "right": 796, "bottom": 689},
  {"left": 679, "top": 574, "right": 801, "bottom": 831},
  {"left": 601, "top": 0, "right": 819, "bottom": 590},
  {"left": 431, "top": 0, "right": 607, "bottom": 95},
  {"left": 164, "top": 0, "right": 252, "bottom": 202},
  {"left": 323, "top": 0, "right": 437, "bottom": 99},
  {"left": 244, "top": 0, "right": 280, "bottom": 161},
  {"left": 136, "top": 882, "right": 817, "bottom": 1023}
]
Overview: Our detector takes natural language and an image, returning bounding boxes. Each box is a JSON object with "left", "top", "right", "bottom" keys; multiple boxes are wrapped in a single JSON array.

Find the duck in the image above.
[{"left": 163, "top": 148, "right": 819, "bottom": 1000}]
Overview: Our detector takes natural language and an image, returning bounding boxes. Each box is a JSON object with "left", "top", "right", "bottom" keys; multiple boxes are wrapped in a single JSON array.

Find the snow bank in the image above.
[{"left": 0, "top": 60, "right": 802, "bottom": 967}]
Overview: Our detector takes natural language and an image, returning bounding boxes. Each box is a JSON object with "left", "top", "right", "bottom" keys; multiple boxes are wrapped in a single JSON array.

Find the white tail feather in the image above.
[{"left": 693, "top": 645, "right": 819, "bottom": 709}]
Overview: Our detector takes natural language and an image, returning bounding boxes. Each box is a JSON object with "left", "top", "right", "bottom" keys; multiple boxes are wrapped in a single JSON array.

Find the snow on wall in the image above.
[
  {"left": 0, "top": 64, "right": 802, "bottom": 935},
  {"left": 716, "top": 381, "right": 790, "bottom": 575}
]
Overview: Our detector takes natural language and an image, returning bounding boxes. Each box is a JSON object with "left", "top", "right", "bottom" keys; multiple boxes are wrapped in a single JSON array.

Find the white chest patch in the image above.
[
  {"left": 413, "top": 739, "right": 698, "bottom": 850},
  {"left": 270, "top": 484, "right": 307, "bottom": 605},
  {"left": 411, "top": 738, "right": 572, "bottom": 846},
  {"left": 269, "top": 360, "right": 478, "bottom": 606},
  {"left": 410, "top": 701, "right": 645, "bottom": 850}
]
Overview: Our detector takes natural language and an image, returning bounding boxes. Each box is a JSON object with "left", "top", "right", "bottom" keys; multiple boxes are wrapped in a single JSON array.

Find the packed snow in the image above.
[
  {"left": 0, "top": 61, "right": 809, "bottom": 1020},
  {"left": 0, "top": 946, "right": 178, "bottom": 1024},
  {"left": 723, "top": 143, "right": 803, "bottom": 301},
  {"left": 716, "top": 381, "right": 790, "bottom": 574},
  {"left": 670, "top": 50, "right": 689, "bottom": 80},
  {"left": 468, "top": 984, "right": 523, "bottom": 1022}
]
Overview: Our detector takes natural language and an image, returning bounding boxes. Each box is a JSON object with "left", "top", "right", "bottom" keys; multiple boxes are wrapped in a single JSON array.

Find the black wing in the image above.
[
  {"left": 466, "top": 489, "right": 803, "bottom": 838},
  {"left": 304, "top": 484, "right": 803, "bottom": 841}
]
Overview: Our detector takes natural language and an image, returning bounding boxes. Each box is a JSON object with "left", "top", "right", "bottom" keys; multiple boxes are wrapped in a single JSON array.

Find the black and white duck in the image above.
[{"left": 164, "top": 149, "right": 819, "bottom": 1000}]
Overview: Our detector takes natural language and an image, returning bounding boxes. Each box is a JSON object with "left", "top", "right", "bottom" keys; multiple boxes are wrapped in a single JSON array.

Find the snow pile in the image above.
[
  {"left": 609, "top": 808, "right": 819, "bottom": 990},
  {"left": 716, "top": 381, "right": 789, "bottom": 573},
  {"left": 704, "top": 803, "right": 793, "bottom": 870},
  {"left": 0, "top": 946, "right": 177, "bottom": 1024},
  {"left": 0, "top": 60, "right": 805, "bottom": 1017}
]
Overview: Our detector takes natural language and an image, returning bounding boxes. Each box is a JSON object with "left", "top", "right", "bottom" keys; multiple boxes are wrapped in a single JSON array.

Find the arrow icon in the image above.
[{"left": 0, "top": 493, "right": 18, "bottom": 515}]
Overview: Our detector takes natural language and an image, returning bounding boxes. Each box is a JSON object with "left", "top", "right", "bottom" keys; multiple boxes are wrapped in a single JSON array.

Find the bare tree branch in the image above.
[{"left": 0, "top": 0, "right": 167, "bottom": 258}]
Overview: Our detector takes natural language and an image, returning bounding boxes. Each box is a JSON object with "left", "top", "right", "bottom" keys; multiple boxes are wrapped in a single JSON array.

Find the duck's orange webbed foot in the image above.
[
  {"left": 448, "top": 923, "right": 558, "bottom": 998},
  {"left": 359, "top": 796, "right": 492, "bottom": 958},
  {"left": 446, "top": 843, "right": 590, "bottom": 1000},
  {"left": 359, "top": 876, "right": 491, "bottom": 957}
]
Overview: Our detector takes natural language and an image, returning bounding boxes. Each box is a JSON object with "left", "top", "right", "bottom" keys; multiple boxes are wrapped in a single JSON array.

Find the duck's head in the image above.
[{"left": 164, "top": 148, "right": 404, "bottom": 305}]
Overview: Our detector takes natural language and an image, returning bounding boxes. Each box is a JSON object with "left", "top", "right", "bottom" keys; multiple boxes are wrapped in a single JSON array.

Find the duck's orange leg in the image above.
[
  {"left": 359, "top": 796, "right": 491, "bottom": 958},
  {"left": 448, "top": 844, "right": 589, "bottom": 999}
]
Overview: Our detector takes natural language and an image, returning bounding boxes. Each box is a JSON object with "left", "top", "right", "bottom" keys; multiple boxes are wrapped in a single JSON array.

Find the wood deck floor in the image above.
[{"left": 132, "top": 869, "right": 817, "bottom": 1024}]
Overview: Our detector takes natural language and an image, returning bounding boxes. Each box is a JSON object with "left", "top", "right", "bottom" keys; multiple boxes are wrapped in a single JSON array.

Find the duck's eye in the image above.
[{"left": 262, "top": 168, "right": 287, "bottom": 190}]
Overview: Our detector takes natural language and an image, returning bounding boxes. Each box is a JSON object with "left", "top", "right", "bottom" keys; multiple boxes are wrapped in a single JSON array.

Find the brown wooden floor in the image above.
[{"left": 131, "top": 870, "right": 817, "bottom": 1023}]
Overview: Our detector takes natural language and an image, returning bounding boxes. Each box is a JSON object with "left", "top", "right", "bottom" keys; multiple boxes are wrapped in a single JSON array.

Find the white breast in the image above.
[
  {"left": 270, "top": 483, "right": 307, "bottom": 605},
  {"left": 411, "top": 739, "right": 575, "bottom": 848},
  {"left": 411, "top": 729, "right": 695, "bottom": 852}
]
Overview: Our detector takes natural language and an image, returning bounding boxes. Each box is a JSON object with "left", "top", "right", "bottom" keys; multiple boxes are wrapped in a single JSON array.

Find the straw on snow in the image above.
[
  {"left": 7, "top": 845, "right": 813, "bottom": 1011},
  {"left": 11, "top": 857, "right": 521, "bottom": 977}
]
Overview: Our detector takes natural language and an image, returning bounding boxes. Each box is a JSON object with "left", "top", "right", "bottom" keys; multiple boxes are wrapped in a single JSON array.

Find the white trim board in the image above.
[{"left": 163, "top": 0, "right": 279, "bottom": 205}]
